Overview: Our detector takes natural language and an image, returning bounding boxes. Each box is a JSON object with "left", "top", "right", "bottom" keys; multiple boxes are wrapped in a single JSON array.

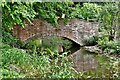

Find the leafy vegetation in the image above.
[
  {"left": 33, "top": 2, "right": 74, "bottom": 26},
  {"left": 1, "top": 43, "right": 75, "bottom": 78},
  {"left": 98, "top": 2, "right": 120, "bottom": 55},
  {"left": 2, "top": 2, "right": 102, "bottom": 31},
  {"left": 2, "top": 2, "right": 36, "bottom": 31},
  {"left": 70, "top": 3, "right": 101, "bottom": 21},
  {"left": 1, "top": 43, "right": 119, "bottom": 79},
  {"left": 23, "top": 37, "right": 73, "bottom": 56}
]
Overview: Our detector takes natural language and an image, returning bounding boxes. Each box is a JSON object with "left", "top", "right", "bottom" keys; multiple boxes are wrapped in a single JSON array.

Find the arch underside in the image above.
[{"left": 23, "top": 34, "right": 82, "bottom": 45}]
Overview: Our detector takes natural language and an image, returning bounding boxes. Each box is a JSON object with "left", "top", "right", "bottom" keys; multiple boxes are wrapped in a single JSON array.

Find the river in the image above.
[{"left": 70, "top": 48, "right": 98, "bottom": 71}]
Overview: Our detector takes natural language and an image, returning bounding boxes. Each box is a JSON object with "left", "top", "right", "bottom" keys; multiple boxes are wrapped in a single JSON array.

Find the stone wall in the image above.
[{"left": 12, "top": 19, "right": 99, "bottom": 46}]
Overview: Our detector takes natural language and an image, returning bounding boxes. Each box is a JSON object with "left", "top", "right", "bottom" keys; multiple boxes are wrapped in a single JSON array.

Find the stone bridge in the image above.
[{"left": 12, "top": 19, "right": 99, "bottom": 46}]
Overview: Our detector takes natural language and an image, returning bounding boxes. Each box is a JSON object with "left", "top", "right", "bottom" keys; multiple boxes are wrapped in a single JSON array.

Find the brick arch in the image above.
[
  {"left": 12, "top": 19, "right": 99, "bottom": 46},
  {"left": 23, "top": 33, "right": 81, "bottom": 45}
]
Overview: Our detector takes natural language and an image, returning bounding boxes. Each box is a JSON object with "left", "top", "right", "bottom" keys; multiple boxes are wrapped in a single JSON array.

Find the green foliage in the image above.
[
  {"left": 33, "top": 2, "right": 74, "bottom": 26},
  {"left": 85, "top": 55, "right": 120, "bottom": 79},
  {"left": 1, "top": 42, "right": 119, "bottom": 78},
  {"left": 2, "top": 29, "right": 23, "bottom": 48},
  {"left": 61, "top": 39, "right": 73, "bottom": 51},
  {"left": 98, "top": 37, "right": 120, "bottom": 54},
  {"left": 2, "top": 2, "right": 36, "bottom": 31},
  {"left": 1, "top": 43, "right": 76, "bottom": 78},
  {"left": 42, "top": 37, "right": 73, "bottom": 52},
  {"left": 24, "top": 38, "right": 42, "bottom": 54},
  {"left": 99, "top": 2, "right": 120, "bottom": 37},
  {"left": 42, "top": 37, "right": 61, "bottom": 53},
  {"left": 2, "top": 2, "right": 102, "bottom": 30},
  {"left": 1, "top": 68, "right": 24, "bottom": 78},
  {"left": 70, "top": 3, "right": 101, "bottom": 21},
  {"left": 97, "top": 2, "right": 120, "bottom": 55},
  {"left": 97, "top": 34, "right": 120, "bottom": 54},
  {"left": 24, "top": 37, "right": 73, "bottom": 55},
  {"left": 2, "top": 31, "right": 17, "bottom": 46},
  {"left": 83, "top": 36, "right": 98, "bottom": 46},
  {"left": 80, "top": 3, "right": 101, "bottom": 20}
]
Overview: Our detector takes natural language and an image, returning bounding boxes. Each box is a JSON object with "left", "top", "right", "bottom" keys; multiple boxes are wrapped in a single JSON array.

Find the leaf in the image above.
[{"left": 47, "top": 48, "right": 54, "bottom": 57}]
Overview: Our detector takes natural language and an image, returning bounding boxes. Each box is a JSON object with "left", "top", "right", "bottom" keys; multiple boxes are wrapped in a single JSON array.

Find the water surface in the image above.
[{"left": 70, "top": 48, "right": 98, "bottom": 71}]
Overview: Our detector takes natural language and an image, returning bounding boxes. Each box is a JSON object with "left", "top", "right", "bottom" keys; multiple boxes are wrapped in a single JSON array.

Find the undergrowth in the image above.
[{"left": 1, "top": 43, "right": 76, "bottom": 78}]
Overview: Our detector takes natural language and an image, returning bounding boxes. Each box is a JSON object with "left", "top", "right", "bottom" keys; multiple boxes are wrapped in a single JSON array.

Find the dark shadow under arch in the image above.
[{"left": 23, "top": 34, "right": 81, "bottom": 46}]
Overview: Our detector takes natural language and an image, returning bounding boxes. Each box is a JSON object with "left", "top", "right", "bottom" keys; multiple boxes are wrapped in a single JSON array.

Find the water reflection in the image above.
[{"left": 70, "top": 48, "right": 98, "bottom": 71}]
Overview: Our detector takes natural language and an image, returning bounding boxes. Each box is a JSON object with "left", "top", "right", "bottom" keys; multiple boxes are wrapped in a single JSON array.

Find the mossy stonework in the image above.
[{"left": 12, "top": 19, "right": 98, "bottom": 46}]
